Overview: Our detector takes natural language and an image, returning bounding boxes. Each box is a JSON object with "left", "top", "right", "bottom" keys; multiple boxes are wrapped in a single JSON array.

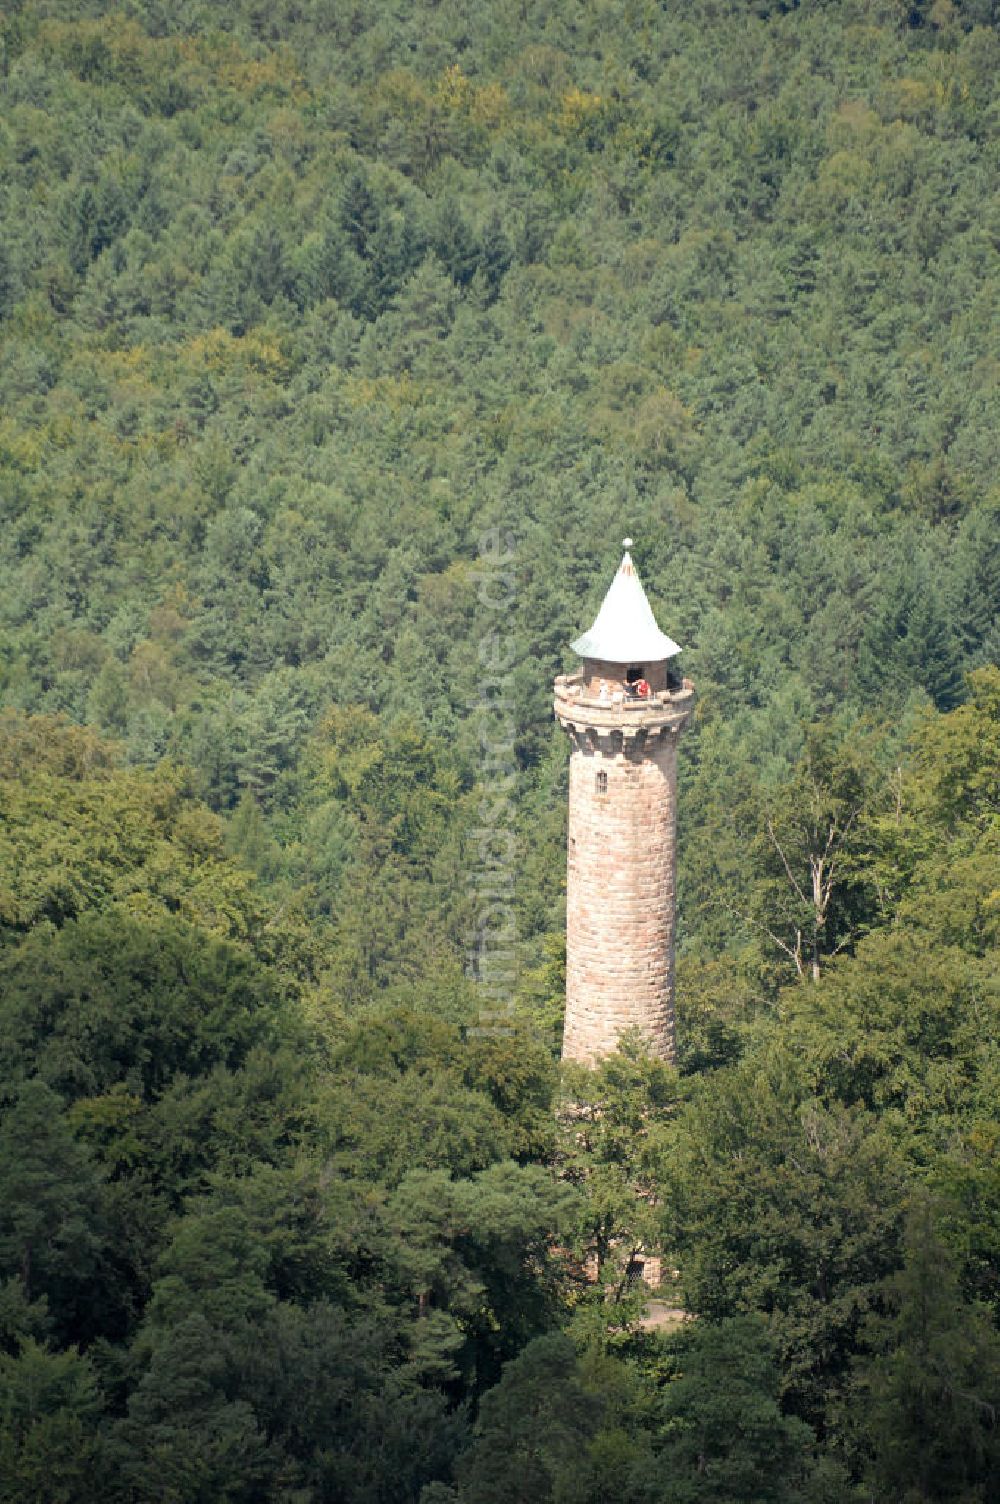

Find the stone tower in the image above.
[{"left": 554, "top": 542, "right": 694, "bottom": 1064}]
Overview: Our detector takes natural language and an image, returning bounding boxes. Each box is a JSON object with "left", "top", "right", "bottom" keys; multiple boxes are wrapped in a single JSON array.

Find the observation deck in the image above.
[{"left": 553, "top": 672, "right": 695, "bottom": 744}]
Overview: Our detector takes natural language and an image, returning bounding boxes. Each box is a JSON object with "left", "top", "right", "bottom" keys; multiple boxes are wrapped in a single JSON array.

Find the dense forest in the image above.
[{"left": 0, "top": 0, "right": 998, "bottom": 1497}]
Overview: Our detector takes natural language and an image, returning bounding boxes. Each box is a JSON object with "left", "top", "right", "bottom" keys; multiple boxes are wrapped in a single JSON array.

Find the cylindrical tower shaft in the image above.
[{"left": 564, "top": 724, "right": 681, "bottom": 1062}]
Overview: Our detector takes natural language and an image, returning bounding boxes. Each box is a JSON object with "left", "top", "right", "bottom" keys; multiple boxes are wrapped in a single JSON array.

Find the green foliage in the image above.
[
  {"left": 0, "top": 912, "right": 289, "bottom": 1102},
  {"left": 558, "top": 1043, "right": 679, "bottom": 1291},
  {"left": 0, "top": 1080, "right": 105, "bottom": 1337},
  {"left": 0, "top": 1339, "right": 104, "bottom": 1503},
  {"left": 0, "top": 1, "right": 997, "bottom": 1496},
  {"left": 115, "top": 1313, "right": 275, "bottom": 1504},
  {"left": 317, "top": 1005, "right": 557, "bottom": 1183},
  {"left": 655, "top": 1317, "right": 819, "bottom": 1503},
  {"left": 454, "top": 1333, "right": 603, "bottom": 1504},
  {"left": 0, "top": 713, "right": 268, "bottom": 951},
  {"left": 658, "top": 1051, "right": 908, "bottom": 1424},
  {"left": 385, "top": 1161, "right": 576, "bottom": 1391},
  {"left": 847, "top": 1197, "right": 1000, "bottom": 1503},
  {"left": 706, "top": 717, "right": 890, "bottom": 983}
]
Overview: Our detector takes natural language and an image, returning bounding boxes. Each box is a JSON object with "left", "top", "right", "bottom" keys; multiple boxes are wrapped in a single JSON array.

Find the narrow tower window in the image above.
[{"left": 595, "top": 770, "right": 608, "bottom": 795}]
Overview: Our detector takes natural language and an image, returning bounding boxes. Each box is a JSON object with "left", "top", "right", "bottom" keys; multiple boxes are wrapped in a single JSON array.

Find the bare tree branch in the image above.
[{"left": 766, "top": 815, "right": 810, "bottom": 909}]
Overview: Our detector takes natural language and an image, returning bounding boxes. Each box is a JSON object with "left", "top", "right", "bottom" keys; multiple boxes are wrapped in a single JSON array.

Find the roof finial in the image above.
[{"left": 622, "top": 536, "right": 633, "bottom": 549}]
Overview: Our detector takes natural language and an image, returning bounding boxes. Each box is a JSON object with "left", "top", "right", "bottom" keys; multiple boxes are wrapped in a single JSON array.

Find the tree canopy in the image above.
[{"left": 0, "top": 0, "right": 997, "bottom": 1497}]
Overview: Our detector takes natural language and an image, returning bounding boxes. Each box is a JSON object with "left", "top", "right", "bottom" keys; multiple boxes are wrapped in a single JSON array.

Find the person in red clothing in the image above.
[{"left": 634, "top": 676, "right": 650, "bottom": 698}]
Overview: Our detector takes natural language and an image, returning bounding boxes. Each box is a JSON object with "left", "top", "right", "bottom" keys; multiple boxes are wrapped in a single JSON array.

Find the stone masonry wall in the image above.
[{"left": 562, "top": 726, "right": 681, "bottom": 1064}]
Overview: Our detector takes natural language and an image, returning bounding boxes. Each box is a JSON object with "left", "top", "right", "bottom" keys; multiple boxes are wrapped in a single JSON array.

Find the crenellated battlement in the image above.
[{"left": 553, "top": 672, "right": 695, "bottom": 742}]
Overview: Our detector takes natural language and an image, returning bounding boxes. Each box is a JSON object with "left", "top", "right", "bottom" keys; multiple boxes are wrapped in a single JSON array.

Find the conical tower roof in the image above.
[{"left": 570, "top": 540, "right": 681, "bottom": 663}]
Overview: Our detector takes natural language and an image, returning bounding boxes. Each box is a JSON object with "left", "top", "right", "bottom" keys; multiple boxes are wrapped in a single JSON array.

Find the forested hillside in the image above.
[{"left": 0, "top": 0, "right": 998, "bottom": 1498}]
